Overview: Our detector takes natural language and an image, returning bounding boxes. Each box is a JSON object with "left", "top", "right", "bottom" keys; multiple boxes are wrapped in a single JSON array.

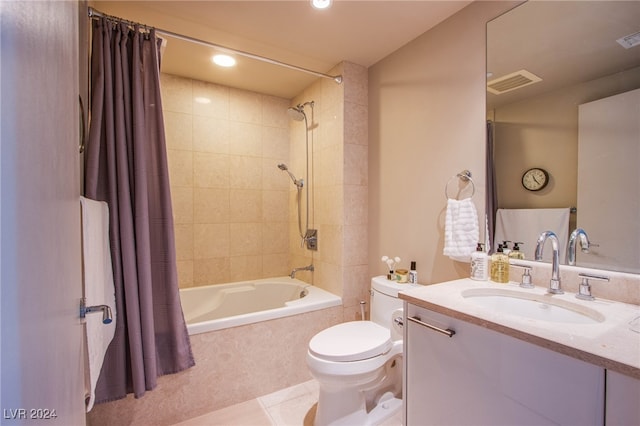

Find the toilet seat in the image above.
[{"left": 308, "top": 321, "right": 392, "bottom": 362}]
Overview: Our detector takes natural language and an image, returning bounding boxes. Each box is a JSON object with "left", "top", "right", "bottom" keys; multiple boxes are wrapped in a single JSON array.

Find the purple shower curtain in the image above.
[{"left": 85, "top": 17, "right": 194, "bottom": 402}]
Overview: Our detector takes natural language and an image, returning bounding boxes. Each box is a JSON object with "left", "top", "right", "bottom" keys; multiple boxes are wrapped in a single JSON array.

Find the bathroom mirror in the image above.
[{"left": 487, "top": 1, "right": 640, "bottom": 274}]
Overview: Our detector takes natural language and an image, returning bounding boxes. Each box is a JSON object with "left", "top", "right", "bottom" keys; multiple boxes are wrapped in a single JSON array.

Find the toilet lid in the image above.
[{"left": 309, "top": 321, "right": 392, "bottom": 362}]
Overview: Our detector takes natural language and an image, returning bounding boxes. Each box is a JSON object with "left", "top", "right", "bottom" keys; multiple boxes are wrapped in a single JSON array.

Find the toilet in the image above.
[{"left": 307, "top": 276, "right": 420, "bottom": 426}]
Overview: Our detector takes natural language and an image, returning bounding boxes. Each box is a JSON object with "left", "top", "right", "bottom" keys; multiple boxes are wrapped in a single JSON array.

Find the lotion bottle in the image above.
[
  {"left": 470, "top": 243, "right": 488, "bottom": 281},
  {"left": 409, "top": 261, "right": 418, "bottom": 283}
]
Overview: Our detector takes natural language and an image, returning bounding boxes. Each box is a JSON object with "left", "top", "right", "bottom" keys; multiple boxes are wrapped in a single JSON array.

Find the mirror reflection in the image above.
[{"left": 486, "top": 1, "right": 640, "bottom": 274}]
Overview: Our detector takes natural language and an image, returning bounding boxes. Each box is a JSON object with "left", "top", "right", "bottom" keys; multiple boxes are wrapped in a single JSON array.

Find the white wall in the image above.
[{"left": 368, "top": 1, "right": 519, "bottom": 284}]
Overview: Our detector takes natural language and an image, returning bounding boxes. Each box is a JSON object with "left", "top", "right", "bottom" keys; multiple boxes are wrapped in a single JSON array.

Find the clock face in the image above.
[{"left": 522, "top": 168, "right": 549, "bottom": 191}]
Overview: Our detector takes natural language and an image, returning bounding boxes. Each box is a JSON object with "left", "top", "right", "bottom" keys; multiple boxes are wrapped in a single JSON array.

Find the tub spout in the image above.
[{"left": 290, "top": 264, "right": 314, "bottom": 279}]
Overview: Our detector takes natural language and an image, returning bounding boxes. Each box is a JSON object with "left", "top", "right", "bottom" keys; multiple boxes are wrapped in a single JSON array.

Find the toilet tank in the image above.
[{"left": 370, "top": 276, "right": 421, "bottom": 328}]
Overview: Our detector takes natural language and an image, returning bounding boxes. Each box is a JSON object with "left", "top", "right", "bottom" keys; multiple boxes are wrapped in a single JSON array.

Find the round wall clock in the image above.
[{"left": 521, "top": 167, "right": 549, "bottom": 191}]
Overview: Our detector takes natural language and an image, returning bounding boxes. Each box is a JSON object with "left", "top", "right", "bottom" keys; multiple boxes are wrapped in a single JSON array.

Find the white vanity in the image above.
[{"left": 400, "top": 278, "right": 640, "bottom": 425}]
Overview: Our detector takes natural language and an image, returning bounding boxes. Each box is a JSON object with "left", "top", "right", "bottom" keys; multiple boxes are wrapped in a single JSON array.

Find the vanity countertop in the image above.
[{"left": 400, "top": 279, "right": 640, "bottom": 380}]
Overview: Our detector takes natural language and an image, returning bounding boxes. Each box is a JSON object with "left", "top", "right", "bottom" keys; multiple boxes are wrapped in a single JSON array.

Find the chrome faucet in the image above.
[
  {"left": 535, "top": 231, "right": 563, "bottom": 294},
  {"left": 566, "top": 228, "right": 590, "bottom": 266},
  {"left": 290, "top": 264, "right": 314, "bottom": 279}
]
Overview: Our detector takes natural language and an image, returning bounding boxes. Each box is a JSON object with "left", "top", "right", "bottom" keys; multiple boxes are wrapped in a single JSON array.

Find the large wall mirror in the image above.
[{"left": 487, "top": 1, "right": 640, "bottom": 274}]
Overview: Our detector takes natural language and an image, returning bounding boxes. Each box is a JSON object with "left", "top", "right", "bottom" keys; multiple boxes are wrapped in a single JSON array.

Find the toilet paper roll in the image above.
[{"left": 391, "top": 308, "right": 404, "bottom": 339}]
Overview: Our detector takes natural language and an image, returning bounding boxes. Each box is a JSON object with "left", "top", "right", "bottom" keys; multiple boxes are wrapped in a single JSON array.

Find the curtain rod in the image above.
[{"left": 88, "top": 7, "right": 343, "bottom": 84}]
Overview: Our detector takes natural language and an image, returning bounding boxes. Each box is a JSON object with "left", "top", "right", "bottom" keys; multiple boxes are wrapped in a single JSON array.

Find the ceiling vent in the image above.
[
  {"left": 487, "top": 69, "right": 542, "bottom": 95},
  {"left": 616, "top": 31, "right": 640, "bottom": 49}
]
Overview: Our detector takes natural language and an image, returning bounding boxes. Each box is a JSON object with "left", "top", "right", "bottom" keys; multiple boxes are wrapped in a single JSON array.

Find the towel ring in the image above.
[{"left": 445, "top": 170, "right": 475, "bottom": 200}]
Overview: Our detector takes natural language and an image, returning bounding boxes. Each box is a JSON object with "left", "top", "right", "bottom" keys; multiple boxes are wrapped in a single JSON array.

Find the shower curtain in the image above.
[{"left": 85, "top": 17, "right": 194, "bottom": 402}]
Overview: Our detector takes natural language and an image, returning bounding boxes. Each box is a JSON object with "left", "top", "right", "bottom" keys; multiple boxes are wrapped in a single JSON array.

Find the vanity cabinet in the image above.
[
  {"left": 404, "top": 303, "right": 605, "bottom": 425},
  {"left": 606, "top": 370, "right": 640, "bottom": 425}
]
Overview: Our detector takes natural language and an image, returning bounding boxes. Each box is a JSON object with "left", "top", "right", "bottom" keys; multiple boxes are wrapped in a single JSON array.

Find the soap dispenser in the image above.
[
  {"left": 509, "top": 242, "right": 525, "bottom": 260},
  {"left": 470, "top": 243, "right": 488, "bottom": 281},
  {"left": 501, "top": 240, "right": 512, "bottom": 256},
  {"left": 490, "top": 244, "right": 509, "bottom": 283}
]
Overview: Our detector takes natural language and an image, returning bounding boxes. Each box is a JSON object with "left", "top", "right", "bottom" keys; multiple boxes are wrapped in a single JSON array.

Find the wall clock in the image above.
[{"left": 521, "top": 167, "right": 549, "bottom": 191}]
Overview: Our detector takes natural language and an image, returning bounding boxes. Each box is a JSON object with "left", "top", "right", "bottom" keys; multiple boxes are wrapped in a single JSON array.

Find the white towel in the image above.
[
  {"left": 443, "top": 198, "right": 479, "bottom": 262},
  {"left": 80, "top": 196, "right": 116, "bottom": 412},
  {"left": 494, "top": 208, "right": 570, "bottom": 262}
]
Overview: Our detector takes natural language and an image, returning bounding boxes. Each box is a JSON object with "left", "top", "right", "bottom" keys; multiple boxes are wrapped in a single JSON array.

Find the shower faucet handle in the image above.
[{"left": 304, "top": 229, "right": 318, "bottom": 251}]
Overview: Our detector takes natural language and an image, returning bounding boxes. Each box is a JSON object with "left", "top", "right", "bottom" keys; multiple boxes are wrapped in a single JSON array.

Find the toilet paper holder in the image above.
[{"left": 80, "top": 298, "right": 113, "bottom": 324}]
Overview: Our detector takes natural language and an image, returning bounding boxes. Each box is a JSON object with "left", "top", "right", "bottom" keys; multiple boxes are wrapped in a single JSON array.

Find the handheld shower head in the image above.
[{"left": 277, "top": 163, "right": 303, "bottom": 188}]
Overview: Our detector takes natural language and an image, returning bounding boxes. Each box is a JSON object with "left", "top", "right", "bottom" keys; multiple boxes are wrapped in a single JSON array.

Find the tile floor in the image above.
[{"left": 174, "top": 379, "right": 403, "bottom": 426}]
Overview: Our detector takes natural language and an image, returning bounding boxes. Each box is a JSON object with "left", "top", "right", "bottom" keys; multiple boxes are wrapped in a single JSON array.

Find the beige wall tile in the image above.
[
  {"left": 262, "top": 95, "right": 290, "bottom": 128},
  {"left": 262, "top": 190, "right": 288, "bottom": 223},
  {"left": 194, "top": 223, "right": 230, "bottom": 259},
  {"left": 262, "top": 253, "right": 290, "bottom": 277},
  {"left": 229, "top": 255, "right": 263, "bottom": 281},
  {"left": 263, "top": 158, "right": 291, "bottom": 191},
  {"left": 230, "top": 223, "right": 262, "bottom": 256},
  {"left": 193, "top": 152, "right": 229, "bottom": 188},
  {"left": 345, "top": 102, "right": 368, "bottom": 146},
  {"left": 229, "top": 156, "right": 262, "bottom": 189},
  {"left": 263, "top": 222, "right": 288, "bottom": 254},
  {"left": 230, "top": 88, "right": 262, "bottom": 124},
  {"left": 344, "top": 184, "right": 367, "bottom": 226},
  {"left": 177, "top": 260, "right": 194, "bottom": 289},
  {"left": 194, "top": 258, "right": 230, "bottom": 285},
  {"left": 262, "top": 126, "right": 289, "bottom": 160},
  {"left": 229, "top": 121, "right": 262, "bottom": 157},
  {"left": 230, "top": 189, "right": 262, "bottom": 222},
  {"left": 167, "top": 149, "right": 193, "bottom": 187},
  {"left": 192, "top": 80, "right": 229, "bottom": 119},
  {"left": 164, "top": 111, "right": 192, "bottom": 151},
  {"left": 344, "top": 143, "right": 368, "bottom": 186},
  {"left": 193, "top": 188, "right": 229, "bottom": 224},
  {"left": 160, "top": 73, "right": 192, "bottom": 114},
  {"left": 174, "top": 223, "right": 194, "bottom": 261},
  {"left": 172, "top": 186, "right": 193, "bottom": 224},
  {"left": 193, "top": 115, "right": 229, "bottom": 154}
]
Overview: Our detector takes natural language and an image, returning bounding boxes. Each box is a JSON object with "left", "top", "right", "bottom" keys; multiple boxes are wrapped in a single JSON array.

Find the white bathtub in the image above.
[{"left": 180, "top": 276, "right": 342, "bottom": 335}]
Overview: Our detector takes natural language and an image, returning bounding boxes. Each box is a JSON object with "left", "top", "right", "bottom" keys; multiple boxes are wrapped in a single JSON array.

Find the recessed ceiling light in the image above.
[
  {"left": 194, "top": 97, "right": 211, "bottom": 104},
  {"left": 212, "top": 54, "right": 236, "bottom": 67},
  {"left": 311, "top": 0, "right": 331, "bottom": 10}
]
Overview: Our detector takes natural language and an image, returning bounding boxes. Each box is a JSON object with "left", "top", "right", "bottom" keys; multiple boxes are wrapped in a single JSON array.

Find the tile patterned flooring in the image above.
[{"left": 174, "top": 379, "right": 403, "bottom": 426}]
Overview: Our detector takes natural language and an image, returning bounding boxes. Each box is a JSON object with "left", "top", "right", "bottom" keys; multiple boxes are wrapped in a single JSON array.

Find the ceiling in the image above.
[
  {"left": 487, "top": 1, "right": 640, "bottom": 109},
  {"left": 89, "top": 1, "right": 472, "bottom": 99}
]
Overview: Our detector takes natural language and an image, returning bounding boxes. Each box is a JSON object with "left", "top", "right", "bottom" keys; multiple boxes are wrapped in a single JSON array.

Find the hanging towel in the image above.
[
  {"left": 80, "top": 196, "right": 116, "bottom": 412},
  {"left": 443, "top": 198, "right": 479, "bottom": 262},
  {"left": 494, "top": 208, "right": 570, "bottom": 263}
]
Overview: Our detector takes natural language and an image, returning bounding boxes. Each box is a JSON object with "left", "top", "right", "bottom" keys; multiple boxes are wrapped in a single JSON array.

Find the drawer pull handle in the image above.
[{"left": 408, "top": 316, "right": 455, "bottom": 337}]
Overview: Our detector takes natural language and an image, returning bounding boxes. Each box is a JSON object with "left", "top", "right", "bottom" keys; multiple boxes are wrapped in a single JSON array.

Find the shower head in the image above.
[
  {"left": 277, "top": 163, "right": 303, "bottom": 188},
  {"left": 287, "top": 101, "right": 314, "bottom": 122},
  {"left": 287, "top": 105, "right": 306, "bottom": 121}
]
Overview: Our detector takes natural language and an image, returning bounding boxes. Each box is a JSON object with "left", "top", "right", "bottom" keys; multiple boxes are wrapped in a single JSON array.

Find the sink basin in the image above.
[{"left": 461, "top": 288, "right": 605, "bottom": 324}]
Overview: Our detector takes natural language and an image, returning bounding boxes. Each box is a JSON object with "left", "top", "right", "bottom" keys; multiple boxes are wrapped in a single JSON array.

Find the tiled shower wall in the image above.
[
  {"left": 161, "top": 74, "right": 292, "bottom": 288},
  {"left": 289, "top": 62, "right": 370, "bottom": 319},
  {"left": 160, "top": 62, "right": 370, "bottom": 315}
]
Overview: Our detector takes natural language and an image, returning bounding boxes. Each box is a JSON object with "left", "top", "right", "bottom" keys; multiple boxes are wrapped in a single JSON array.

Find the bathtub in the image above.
[{"left": 180, "top": 276, "right": 342, "bottom": 335}]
